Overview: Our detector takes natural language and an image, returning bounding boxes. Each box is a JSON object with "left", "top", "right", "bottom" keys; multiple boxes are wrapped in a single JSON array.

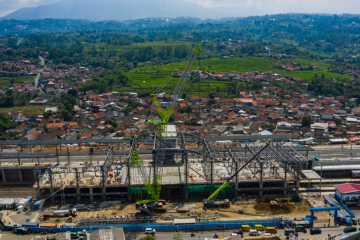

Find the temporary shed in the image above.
[
  {"left": 0, "top": 198, "right": 17, "bottom": 209},
  {"left": 33, "top": 200, "right": 42, "bottom": 210},
  {"left": 173, "top": 218, "right": 196, "bottom": 225},
  {"left": 16, "top": 198, "right": 31, "bottom": 208},
  {"left": 22, "top": 222, "right": 39, "bottom": 228}
]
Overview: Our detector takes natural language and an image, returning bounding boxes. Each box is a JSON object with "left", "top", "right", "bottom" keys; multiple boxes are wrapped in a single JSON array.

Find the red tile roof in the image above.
[{"left": 335, "top": 183, "right": 360, "bottom": 194}]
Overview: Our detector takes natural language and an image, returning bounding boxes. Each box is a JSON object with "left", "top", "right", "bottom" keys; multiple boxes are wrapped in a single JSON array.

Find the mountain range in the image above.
[{"left": 2, "top": 0, "right": 235, "bottom": 21}]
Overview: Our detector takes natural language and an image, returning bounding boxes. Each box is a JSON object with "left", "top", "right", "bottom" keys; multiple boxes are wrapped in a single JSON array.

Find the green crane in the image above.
[
  {"left": 146, "top": 94, "right": 174, "bottom": 137},
  {"left": 132, "top": 46, "right": 202, "bottom": 206}
]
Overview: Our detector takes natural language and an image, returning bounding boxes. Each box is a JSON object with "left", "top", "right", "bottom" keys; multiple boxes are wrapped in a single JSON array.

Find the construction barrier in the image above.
[{"left": 4, "top": 219, "right": 292, "bottom": 233}]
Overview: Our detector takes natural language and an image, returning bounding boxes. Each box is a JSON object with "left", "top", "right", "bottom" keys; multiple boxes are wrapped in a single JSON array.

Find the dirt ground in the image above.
[{"left": 41, "top": 198, "right": 328, "bottom": 224}]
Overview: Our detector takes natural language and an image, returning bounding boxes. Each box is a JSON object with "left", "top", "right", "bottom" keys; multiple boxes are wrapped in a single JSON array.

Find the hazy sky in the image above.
[{"left": 0, "top": 0, "right": 358, "bottom": 18}]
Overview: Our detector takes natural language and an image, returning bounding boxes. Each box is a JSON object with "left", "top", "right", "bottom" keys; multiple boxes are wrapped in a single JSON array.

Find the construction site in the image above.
[{"left": 0, "top": 46, "right": 346, "bottom": 229}]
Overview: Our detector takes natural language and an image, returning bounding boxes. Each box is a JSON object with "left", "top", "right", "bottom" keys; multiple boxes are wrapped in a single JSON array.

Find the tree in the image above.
[
  {"left": 334, "top": 118, "right": 342, "bottom": 126},
  {"left": 43, "top": 110, "right": 52, "bottom": 119},
  {"left": 301, "top": 115, "right": 312, "bottom": 127},
  {"left": 59, "top": 109, "right": 72, "bottom": 121},
  {"left": 261, "top": 123, "right": 275, "bottom": 132},
  {"left": 105, "top": 120, "right": 118, "bottom": 128},
  {"left": 67, "top": 89, "right": 78, "bottom": 97},
  {"left": 143, "top": 235, "right": 155, "bottom": 240},
  {"left": 10, "top": 79, "right": 15, "bottom": 85}
]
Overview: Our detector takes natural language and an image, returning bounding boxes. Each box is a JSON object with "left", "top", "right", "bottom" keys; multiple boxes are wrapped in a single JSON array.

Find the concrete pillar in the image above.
[
  {"left": 89, "top": 188, "right": 94, "bottom": 202},
  {"left": 259, "top": 162, "right": 263, "bottom": 196},
  {"left": 36, "top": 188, "right": 41, "bottom": 199},
  {"left": 49, "top": 173, "right": 55, "bottom": 204},
  {"left": 234, "top": 161, "right": 239, "bottom": 198},
  {"left": 75, "top": 169, "right": 80, "bottom": 202},
  {"left": 295, "top": 180, "right": 300, "bottom": 196},
  {"left": 259, "top": 182, "right": 263, "bottom": 196},
  {"left": 102, "top": 187, "right": 106, "bottom": 201},
  {"left": 18, "top": 169, "right": 22, "bottom": 182},
  {"left": 283, "top": 162, "right": 288, "bottom": 197},
  {"left": 1, "top": 169, "right": 6, "bottom": 182},
  {"left": 77, "top": 189, "right": 81, "bottom": 202}
]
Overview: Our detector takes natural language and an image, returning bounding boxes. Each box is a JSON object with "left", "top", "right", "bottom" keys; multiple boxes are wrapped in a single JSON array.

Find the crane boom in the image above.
[
  {"left": 207, "top": 142, "right": 271, "bottom": 200},
  {"left": 171, "top": 46, "right": 201, "bottom": 107}
]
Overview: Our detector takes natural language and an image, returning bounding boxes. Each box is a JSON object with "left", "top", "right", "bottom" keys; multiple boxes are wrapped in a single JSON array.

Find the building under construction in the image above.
[{"left": 0, "top": 131, "right": 320, "bottom": 206}]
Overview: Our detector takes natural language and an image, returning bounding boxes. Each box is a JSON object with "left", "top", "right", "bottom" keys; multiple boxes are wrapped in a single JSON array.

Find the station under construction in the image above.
[{"left": 0, "top": 132, "right": 317, "bottom": 208}]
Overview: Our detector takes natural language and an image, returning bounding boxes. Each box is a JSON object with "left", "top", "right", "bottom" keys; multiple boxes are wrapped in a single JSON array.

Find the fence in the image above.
[
  {"left": 4, "top": 219, "right": 292, "bottom": 233},
  {"left": 79, "top": 219, "right": 292, "bottom": 232}
]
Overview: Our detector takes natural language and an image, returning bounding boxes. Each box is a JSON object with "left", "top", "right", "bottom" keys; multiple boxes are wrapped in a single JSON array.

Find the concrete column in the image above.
[
  {"left": 49, "top": 173, "right": 55, "bottom": 204},
  {"left": 235, "top": 162, "right": 239, "bottom": 198},
  {"left": 77, "top": 189, "right": 81, "bottom": 202},
  {"left": 102, "top": 187, "right": 106, "bottom": 201},
  {"left": 18, "top": 169, "right": 22, "bottom": 182},
  {"left": 1, "top": 169, "right": 6, "bottom": 182},
  {"left": 259, "top": 162, "right": 263, "bottom": 196},
  {"left": 295, "top": 180, "right": 300, "bottom": 196},
  {"left": 89, "top": 188, "right": 94, "bottom": 202},
  {"left": 259, "top": 182, "right": 263, "bottom": 196},
  {"left": 283, "top": 162, "right": 288, "bottom": 197},
  {"left": 75, "top": 169, "right": 80, "bottom": 202},
  {"left": 36, "top": 188, "right": 41, "bottom": 199}
]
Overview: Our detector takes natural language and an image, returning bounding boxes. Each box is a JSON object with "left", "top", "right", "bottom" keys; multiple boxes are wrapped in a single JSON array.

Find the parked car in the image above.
[
  {"left": 233, "top": 229, "right": 243, "bottom": 235},
  {"left": 284, "top": 229, "right": 295, "bottom": 236},
  {"left": 249, "top": 230, "right": 261, "bottom": 236},
  {"left": 310, "top": 228, "right": 322, "bottom": 235},
  {"left": 264, "top": 233, "right": 274, "bottom": 236},
  {"left": 344, "top": 227, "right": 357, "bottom": 233},
  {"left": 145, "top": 228, "right": 156, "bottom": 234}
]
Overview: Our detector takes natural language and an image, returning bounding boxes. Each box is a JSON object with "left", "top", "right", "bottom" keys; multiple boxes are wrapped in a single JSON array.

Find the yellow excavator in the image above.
[{"left": 270, "top": 198, "right": 291, "bottom": 209}]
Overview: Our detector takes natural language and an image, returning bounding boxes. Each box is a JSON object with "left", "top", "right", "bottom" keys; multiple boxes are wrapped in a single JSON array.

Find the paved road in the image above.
[
  {"left": 126, "top": 226, "right": 351, "bottom": 240},
  {"left": 39, "top": 56, "right": 45, "bottom": 66},
  {"left": 35, "top": 56, "right": 45, "bottom": 88}
]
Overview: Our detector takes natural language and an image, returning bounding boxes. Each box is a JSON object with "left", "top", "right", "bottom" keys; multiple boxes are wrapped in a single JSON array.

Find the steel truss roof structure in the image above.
[{"left": 203, "top": 142, "right": 308, "bottom": 183}]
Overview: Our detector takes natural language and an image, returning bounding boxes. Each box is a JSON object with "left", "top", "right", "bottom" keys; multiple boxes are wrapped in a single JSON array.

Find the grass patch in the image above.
[
  {"left": 0, "top": 76, "right": 35, "bottom": 87},
  {"left": 98, "top": 41, "right": 194, "bottom": 53},
  {"left": 0, "top": 105, "right": 53, "bottom": 114},
  {"left": 122, "top": 57, "right": 352, "bottom": 95}
]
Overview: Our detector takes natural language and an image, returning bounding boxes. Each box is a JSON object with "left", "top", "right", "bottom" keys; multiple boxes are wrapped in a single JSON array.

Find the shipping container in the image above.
[{"left": 40, "top": 223, "right": 57, "bottom": 228}]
